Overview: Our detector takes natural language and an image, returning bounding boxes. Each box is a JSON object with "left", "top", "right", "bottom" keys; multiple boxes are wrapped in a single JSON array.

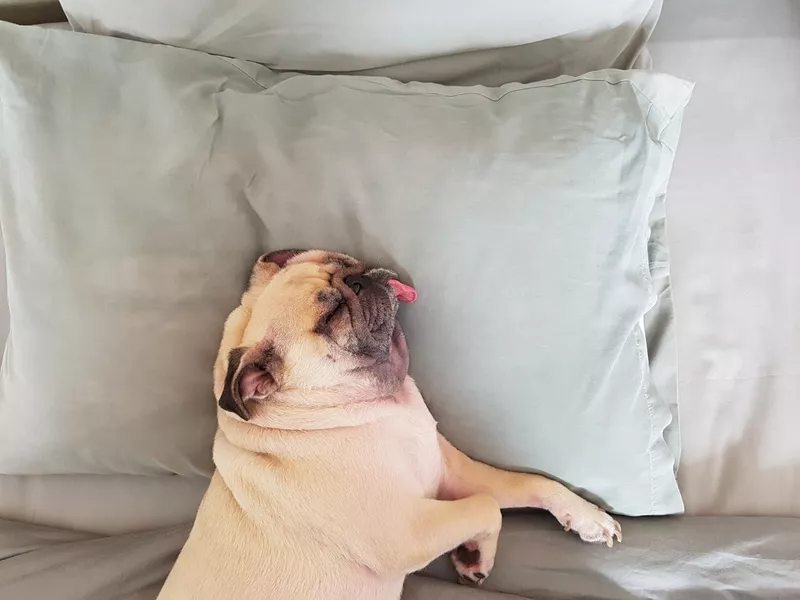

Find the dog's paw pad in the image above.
[
  {"left": 455, "top": 543, "right": 481, "bottom": 565},
  {"left": 451, "top": 542, "right": 491, "bottom": 586}
]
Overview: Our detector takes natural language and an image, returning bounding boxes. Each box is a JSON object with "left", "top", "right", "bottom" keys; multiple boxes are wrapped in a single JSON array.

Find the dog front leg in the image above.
[
  {"left": 437, "top": 434, "right": 622, "bottom": 547},
  {"left": 372, "top": 495, "right": 502, "bottom": 585}
]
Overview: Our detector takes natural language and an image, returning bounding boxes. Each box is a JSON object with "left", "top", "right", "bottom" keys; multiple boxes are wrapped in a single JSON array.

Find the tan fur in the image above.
[{"left": 158, "top": 251, "right": 621, "bottom": 600}]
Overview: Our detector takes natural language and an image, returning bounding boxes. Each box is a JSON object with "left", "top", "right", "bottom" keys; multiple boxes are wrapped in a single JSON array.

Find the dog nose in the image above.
[{"left": 344, "top": 275, "right": 369, "bottom": 295}]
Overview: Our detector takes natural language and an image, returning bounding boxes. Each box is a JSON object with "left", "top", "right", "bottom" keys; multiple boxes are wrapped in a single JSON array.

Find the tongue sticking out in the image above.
[{"left": 387, "top": 279, "right": 418, "bottom": 303}]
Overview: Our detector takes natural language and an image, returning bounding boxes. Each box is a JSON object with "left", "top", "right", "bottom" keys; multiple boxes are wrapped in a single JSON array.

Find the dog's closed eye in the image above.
[{"left": 321, "top": 302, "right": 343, "bottom": 326}]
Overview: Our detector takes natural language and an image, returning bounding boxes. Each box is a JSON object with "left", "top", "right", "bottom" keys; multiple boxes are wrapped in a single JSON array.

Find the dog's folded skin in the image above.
[{"left": 157, "top": 250, "right": 621, "bottom": 600}]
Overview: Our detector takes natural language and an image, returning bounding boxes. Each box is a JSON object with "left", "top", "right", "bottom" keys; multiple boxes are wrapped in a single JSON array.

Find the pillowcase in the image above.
[
  {"left": 61, "top": 0, "right": 662, "bottom": 86},
  {"left": 0, "top": 22, "right": 691, "bottom": 515}
]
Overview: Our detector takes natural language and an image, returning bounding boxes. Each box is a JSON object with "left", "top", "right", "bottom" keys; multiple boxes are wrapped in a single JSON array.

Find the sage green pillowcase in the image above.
[{"left": 0, "top": 22, "right": 690, "bottom": 514}]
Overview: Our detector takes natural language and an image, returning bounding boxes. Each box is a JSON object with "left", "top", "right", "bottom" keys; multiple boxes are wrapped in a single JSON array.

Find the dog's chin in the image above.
[{"left": 365, "top": 323, "right": 409, "bottom": 396}]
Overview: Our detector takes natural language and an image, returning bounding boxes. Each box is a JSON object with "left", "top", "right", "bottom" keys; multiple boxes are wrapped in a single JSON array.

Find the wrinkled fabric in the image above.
[
  {"left": 1, "top": 514, "right": 798, "bottom": 599},
  {"left": 0, "top": 474, "right": 206, "bottom": 535},
  {"left": 0, "top": 23, "right": 688, "bottom": 514},
  {"left": 422, "top": 514, "right": 800, "bottom": 599},
  {"left": 62, "top": 0, "right": 661, "bottom": 85}
]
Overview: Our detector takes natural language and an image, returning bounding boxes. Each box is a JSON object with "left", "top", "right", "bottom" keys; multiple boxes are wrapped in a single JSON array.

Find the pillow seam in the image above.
[
  {"left": 642, "top": 96, "right": 685, "bottom": 513},
  {"left": 258, "top": 70, "right": 682, "bottom": 116}
]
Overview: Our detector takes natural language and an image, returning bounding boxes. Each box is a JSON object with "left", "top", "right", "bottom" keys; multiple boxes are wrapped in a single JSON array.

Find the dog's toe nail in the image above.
[{"left": 457, "top": 572, "right": 487, "bottom": 587}]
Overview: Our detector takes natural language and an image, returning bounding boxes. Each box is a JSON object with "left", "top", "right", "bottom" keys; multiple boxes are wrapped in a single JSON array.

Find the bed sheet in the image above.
[
  {"left": 2, "top": 514, "right": 798, "bottom": 600},
  {"left": 649, "top": 0, "right": 800, "bottom": 515},
  {"left": 0, "top": 474, "right": 205, "bottom": 535}
]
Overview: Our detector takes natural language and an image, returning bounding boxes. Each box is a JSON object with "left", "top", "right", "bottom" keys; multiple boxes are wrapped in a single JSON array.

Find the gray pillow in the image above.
[{"left": 0, "top": 22, "right": 691, "bottom": 515}]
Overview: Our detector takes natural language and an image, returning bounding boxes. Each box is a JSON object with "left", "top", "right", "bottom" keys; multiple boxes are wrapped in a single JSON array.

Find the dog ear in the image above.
[
  {"left": 259, "top": 249, "right": 307, "bottom": 268},
  {"left": 218, "top": 346, "right": 280, "bottom": 421},
  {"left": 218, "top": 348, "right": 248, "bottom": 420}
]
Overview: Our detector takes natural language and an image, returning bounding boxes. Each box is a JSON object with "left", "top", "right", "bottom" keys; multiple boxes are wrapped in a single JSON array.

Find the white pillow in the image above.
[{"left": 62, "top": 0, "right": 661, "bottom": 85}]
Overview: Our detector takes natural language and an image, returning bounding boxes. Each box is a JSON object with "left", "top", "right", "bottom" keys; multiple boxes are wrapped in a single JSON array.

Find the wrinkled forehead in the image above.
[
  {"left": 283, "top": 250, "right": 361, "bottom": 271},
  {"left": 274, "top": 251, "right": 365, "bottom": 290},
  {"left": 240, "top": 251, "right": 362, "bottom": 345}
]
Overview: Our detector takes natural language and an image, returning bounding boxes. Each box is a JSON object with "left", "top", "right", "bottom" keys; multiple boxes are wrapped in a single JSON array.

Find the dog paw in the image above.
[
  {"left": 554, "top": 499, "right": 622, "bottom": 548},
  {"left": 451, "top": 541, "right": 492, "bottom": 586}
]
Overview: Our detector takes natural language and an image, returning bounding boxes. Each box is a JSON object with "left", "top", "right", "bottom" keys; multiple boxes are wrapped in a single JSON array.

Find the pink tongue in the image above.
[{"left": 387, "top": 279, "right": 418, "bottom": 303}]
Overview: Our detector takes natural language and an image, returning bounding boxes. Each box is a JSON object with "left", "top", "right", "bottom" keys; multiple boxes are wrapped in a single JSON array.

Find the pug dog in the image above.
[{"left": 158, "top": 249, "right": 621, "bottom": 600}]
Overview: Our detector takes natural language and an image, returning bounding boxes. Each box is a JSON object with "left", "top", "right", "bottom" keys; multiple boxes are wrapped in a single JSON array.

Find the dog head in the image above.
[{"left": 215, "top": 250, "right": 417, "bottom": 421}]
